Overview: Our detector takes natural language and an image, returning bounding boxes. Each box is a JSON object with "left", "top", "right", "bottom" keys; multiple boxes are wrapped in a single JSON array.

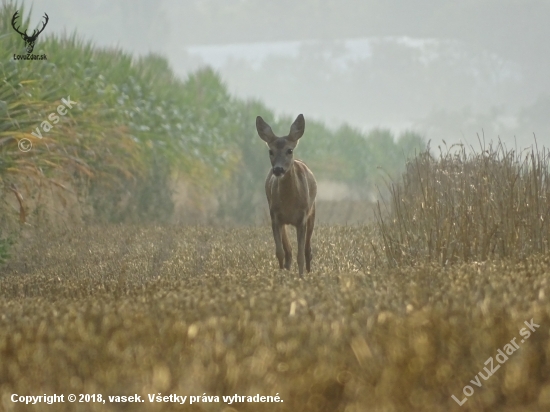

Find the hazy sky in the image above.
[{"left": 23, "top": 0, "right": 550, "bottom": 149}]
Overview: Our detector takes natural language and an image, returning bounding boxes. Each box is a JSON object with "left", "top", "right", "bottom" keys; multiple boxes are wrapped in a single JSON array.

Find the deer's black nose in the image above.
[{"left": 273, "top": 167, "right": 284, "bottom": 176}]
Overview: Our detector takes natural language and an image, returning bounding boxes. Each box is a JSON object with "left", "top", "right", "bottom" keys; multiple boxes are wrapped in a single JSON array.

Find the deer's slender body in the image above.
[{"left": 256, "top": 114, "right": 317, "bottom": 276}]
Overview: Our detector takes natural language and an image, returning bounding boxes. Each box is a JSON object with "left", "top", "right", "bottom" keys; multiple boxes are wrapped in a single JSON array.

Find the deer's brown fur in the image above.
[{"left": 256, "top": 114, "right": 317, "bottom": 276}]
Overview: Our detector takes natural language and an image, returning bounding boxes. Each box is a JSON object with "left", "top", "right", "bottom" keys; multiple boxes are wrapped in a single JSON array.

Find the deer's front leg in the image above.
[
  {"left": 281, "top": 225, "right": 292, "bottom": 270},
  {"left": 271, "top": 220, "right": 285, "bottom": 269},
  {"left": 296, "top": 220, "right": 307, "bottom": 277},
  {"left": 305, "top": 205, "right": 315, "bottom": 272}
]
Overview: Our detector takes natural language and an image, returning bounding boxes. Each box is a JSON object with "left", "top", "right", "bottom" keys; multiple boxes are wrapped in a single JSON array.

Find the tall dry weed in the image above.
[{"left": 376, "top": 141, "right": 550, "bottom": 266}]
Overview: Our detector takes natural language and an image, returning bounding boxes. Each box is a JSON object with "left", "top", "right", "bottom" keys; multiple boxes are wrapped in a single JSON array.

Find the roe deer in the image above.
[{"left": 256, "top": 114, "right": 317, "bottom": 277}]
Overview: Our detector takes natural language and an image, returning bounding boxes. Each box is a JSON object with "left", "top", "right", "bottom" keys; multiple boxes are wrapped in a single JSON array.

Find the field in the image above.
[
  {"left": 1, "top": 220, "right": 550, "bottom": 412},
  {"left": 3, "top": 143, "right": 550, "bottom": 412},
  {"left": 2, "top": 3, "right": 549, "bottom": 410}
]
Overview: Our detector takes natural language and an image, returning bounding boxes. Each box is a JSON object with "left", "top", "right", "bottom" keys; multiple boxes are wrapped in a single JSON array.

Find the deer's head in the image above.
[
  {"left": 256, "top": 114, "right": 305, "bottom": 177},
  {"left": 11, "top": 11, "right": 49, "bottom": 54}
]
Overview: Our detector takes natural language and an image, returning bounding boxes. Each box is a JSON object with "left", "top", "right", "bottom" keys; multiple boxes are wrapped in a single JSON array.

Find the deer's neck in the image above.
[{"left": 274, "top": 161, "right": 300, "bottom": 202}]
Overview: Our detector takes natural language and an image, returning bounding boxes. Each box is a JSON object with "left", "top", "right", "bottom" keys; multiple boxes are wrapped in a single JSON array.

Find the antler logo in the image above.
[{"left": 11, "top": 11, "right": 49, "bottom": 54}]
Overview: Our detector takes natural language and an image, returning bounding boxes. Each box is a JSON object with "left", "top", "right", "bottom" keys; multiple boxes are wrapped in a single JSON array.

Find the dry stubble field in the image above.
[{"left": 0, "top": 222, "right": 550, "bottom": 412}]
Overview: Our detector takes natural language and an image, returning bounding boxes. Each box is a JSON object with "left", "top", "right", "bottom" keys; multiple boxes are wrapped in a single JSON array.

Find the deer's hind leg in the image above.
[{"left": 281, "top": 224, "right": 292, "bottom": 270}]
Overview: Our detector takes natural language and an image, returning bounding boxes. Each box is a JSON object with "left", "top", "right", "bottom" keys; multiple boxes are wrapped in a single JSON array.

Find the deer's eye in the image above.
[
  {"left": 287, "top": 148, "right": 293, "bottom": 155},
  {"left": 269, "top": 150, "right": 274, "bottom": 156}
]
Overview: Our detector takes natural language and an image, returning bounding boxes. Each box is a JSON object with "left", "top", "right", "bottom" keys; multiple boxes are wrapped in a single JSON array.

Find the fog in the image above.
[{"left": 28, "top": 0, "right": 550, "bottom": 149}]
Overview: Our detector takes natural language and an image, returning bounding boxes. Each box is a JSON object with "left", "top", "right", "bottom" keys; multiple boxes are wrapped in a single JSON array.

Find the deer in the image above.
[
  {"left": 256, "top": 114, "right": 317, "bottom": 277},
  {"left": 11, "top": 11, "right": 49, "bottom": 54}
]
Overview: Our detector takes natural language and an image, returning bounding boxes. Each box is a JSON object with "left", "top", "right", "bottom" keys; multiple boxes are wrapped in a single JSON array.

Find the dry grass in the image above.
[
  {"left": 376, "top": 142, "right": 550, "bottom": 266},
  {"left": 1, "top": 224, "right": 550, "bottom": 411}
]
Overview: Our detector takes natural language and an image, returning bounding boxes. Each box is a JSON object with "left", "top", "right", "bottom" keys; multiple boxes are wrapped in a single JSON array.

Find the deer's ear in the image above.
[
  {"left": 256, "top": 116, "right": 277, "bottom": 143},
  {"left": 288, "top": 114, "right": 305, "bottom": 142}
]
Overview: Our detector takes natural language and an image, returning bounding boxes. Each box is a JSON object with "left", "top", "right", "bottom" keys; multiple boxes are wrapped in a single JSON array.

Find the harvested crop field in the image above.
[
  {"left": 3, "top": 2, "right": 550, "bottom": 410},
  {"left": 1, "top": 224, "right": 550, "bottom": 412}
]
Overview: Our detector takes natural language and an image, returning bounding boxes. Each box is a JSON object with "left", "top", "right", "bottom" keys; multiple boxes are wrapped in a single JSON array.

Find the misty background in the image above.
[{"left": 25, "top": 0, "right": 550, "bottom": 150}]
